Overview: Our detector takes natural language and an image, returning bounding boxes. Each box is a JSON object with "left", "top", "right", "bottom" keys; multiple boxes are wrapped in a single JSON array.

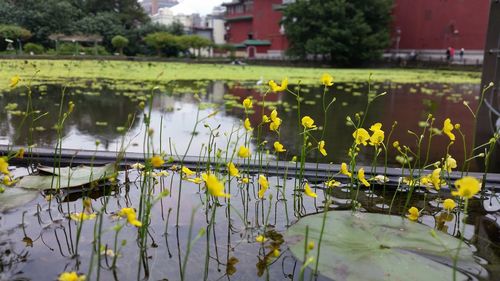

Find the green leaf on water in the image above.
[
  {"left": 0, "top": 187, "right": 39, "bottom": 212},
  {"left": 17, "top": 163, "right": 115, "bottom": 190},
  {"left": 285, "top": 211, "right": 482, "bottom": 281}
]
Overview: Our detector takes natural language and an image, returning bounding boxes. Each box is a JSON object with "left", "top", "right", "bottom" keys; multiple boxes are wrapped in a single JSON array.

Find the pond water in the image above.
[
  {"left": 1, "top": 166, "right": 499, "bottom": 281},
  {"left": 1, "top": 79, "right": 500, "bottom": 280},
  {"left": 0, "top": 80, "right": 497, "bottom": 172}
]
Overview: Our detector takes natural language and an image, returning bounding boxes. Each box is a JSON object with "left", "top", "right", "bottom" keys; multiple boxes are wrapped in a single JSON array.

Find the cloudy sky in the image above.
[{"left": 171, "top": 0, "right": 227, "bottom": 15}]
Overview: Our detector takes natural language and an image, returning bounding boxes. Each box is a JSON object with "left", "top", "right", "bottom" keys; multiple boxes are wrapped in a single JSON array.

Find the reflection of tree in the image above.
[{"left": 0, "top": 85, "right": 141, "bottom": 147}]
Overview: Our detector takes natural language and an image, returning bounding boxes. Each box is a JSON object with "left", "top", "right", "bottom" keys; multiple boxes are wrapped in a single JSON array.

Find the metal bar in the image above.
[{"left": 2, "top": 145, "right": 500, "bottom": 190}]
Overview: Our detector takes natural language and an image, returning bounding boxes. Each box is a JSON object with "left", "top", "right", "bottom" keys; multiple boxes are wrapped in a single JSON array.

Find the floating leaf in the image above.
[
  {"left": 285, "top": 211, "right": 481, "bottom": 281},
  {"left": 0, "top": 187, "right": 39, "bottom": 212},
  {"left": 18, "top": 164, "right": 115, "bottom": 190}
]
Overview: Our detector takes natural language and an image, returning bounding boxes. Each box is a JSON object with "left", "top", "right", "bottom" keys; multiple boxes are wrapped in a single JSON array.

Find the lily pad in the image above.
[
  {"left": 17, "top": 164, "right": 115, "bottom": 190},
  {"left": 285, "top": 211, "right": 482, "bottom": 281},
  {"left": 0, "top": 187, "right": 39, "bottom": 212}
]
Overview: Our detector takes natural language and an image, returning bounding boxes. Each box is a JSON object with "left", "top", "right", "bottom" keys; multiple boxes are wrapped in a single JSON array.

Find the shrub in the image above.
[{"left": 23, "top": 43, "right": 44, "bottom": 54}]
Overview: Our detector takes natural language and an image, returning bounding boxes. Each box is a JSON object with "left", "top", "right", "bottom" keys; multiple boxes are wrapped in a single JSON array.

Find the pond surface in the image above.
[
  {"left": 1, "top": 165, "right": 499, "bottom": 281},
  {"left": 1, "top": 80, "right": 497, "bottom": 173}
]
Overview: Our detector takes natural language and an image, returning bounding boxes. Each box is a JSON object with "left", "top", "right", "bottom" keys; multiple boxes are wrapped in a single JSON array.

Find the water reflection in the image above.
[
  {"left": 1, "top": 170, "right": 498, "bottom": 280},
  {"left": 1, "top": 80, "right": 496, "bottom": 172}
]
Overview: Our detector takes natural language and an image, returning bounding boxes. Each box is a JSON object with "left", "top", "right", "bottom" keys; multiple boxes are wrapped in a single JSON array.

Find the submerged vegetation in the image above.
[{"left": 0, "top": 66, "right": 498, "bottom": 281}]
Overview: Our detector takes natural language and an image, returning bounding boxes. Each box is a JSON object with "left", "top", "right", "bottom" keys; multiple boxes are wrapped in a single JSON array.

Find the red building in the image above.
[
  {"left": 391, "top": 0, "right": 489, "bottom": 53},
  {"left": 222, "top": 0, "right": 489, "bottom": 58},
  {"left": 222, "top": 0, "right": 288, "bottom": 58}
]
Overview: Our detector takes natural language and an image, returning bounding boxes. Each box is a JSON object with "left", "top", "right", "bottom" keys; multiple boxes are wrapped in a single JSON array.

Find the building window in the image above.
[{"left": 248, "top": 33, "right": 253, "bottom": 40}]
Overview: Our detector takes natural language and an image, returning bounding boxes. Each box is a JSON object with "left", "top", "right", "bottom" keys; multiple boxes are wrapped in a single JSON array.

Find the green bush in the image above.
[{"left": 23, "top": 43, "right": 44, "bottom": 54}]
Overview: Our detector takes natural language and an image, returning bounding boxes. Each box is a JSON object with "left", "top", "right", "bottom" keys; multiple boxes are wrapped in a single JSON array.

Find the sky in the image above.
[{"left": 170, "top": 0, "right": 227, "bottom": 15}]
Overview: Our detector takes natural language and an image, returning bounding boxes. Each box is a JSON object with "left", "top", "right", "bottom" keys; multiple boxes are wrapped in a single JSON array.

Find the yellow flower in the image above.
[
  {"left": 430, "top": 168, "right": 442, "bottom": 190},
  {"left": 357, "top": 168, "right": 370, "bottom": 187},
  {"left": 118, "top": 208, "right": 142, "bottom": 227},
  {"left": 262, "top": 115, "right": 270, "bottom": 123},
  {"left": 443, "top": 199, "right": 456, "bottom": 211},
  {"left": 274, "top": 141, "right": 286, "bottom": 153},
  {"left": 227, "top": 162, "right": 240, "bottom": 177},
  {"left": 57, "top": 271, "right": 86, "bottom": 281},
  {"left": 256, "top": 235, "right": 267, "bottom": 243},
  {"left": 443, "top": 118, "right": 455, "bottom": 141},
  {"left": 187, "top": 177, "right": 202, "bottom": 184},
  {"left": 182, "top": 166, "right": 195, "bottom": 177},
  {"left": 452, "top": 176, "right": 480, "bottom": 199},
  {"left": 301, "top": 116, "right": 316, "bottom": 129},
  {"left": 304, "top": 182, "right": 317, "bottom": 198},
  {"left": 273, "top": 249, "right": 280, "bottom": 257},
  {"left": 325, "top": 179, "right": 341, "bottom": 188},
  {"left": 150, "top": 155, "right": 165, "bottom": 168},
  {"left": 70, "top": 212, "right": 97, "bottom": 222},
  {"left": 258, "top": 175, "right": 269, "bottom": 199},
  {"left": 202, "top": 173, "right": 230, "bottom": 198},
  {"left": 9, "top": 75, "right": 20, "bottom": 88},
  {"left": 340, "top": 163, "right": 352, "bottom": 178},
  {"left": 369, "top": 123, "right": 382, "bottom": 132},
  {"left": 241, "top": 177, "right": 250, "bottom": 184},
  {"left": 0, "top": 157, "right": 10, "bottom": 175},
  {"left": 353, "top": 128, "right": 370, "bottom": 146},
  {"left": 270, "top": 109, "right": 278, "bottom": 122},
  {"left": 318, "top": 140, "right": 327, "bottom": 156},
  {"left": 3, "top": 175, "right": 15, "bottom": 186},
  {"left": 444, "top": 155, "right": 457, "bottom": 173},
  {"left": 321, "top": 73, "right": 334, "bottom": 86},
  {"left": 406, "top": 207, "right": 420, "bottom": 221},
  {"left": 238, "top": 146, "right": 251, "bottom": 158},
  {"left": 244, "top": 118, "right": 252, "bottom": 131},
  {"left": 369, "top": 129, "right": 384, "bottom": 146},
  {"left": 268, "top": 78, "right": 288, "bottom": 92},
  {"left": 242, "top": 97, "right": 253, "bottom": 109},
  {"left": 269, "top": 117, "right": 282, "bottom": 131}
]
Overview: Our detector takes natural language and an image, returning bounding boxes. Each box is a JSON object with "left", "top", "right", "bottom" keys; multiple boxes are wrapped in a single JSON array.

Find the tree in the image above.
[
  {"left": 282, "top": 0, "right": 393, "bottom": 65},
  {"left": 111, "top": 35, "right": 129, "bottom": 55},
  {"left": 0, "top": 24, "right": 32, "bottom": 51},
  {"left": 72, "top": 0, "right": 149, "bottom": 28},
  {"left": 75, "top": 12, "right": 125, "bottom": 49},
  {"left": 0, "top": 24, "right": 32, "bottom": 40},
  {"left": 178, "top": 35, "right": 213, "bottom": 57},
  {"left": 144, "top": 32, "right": 180, "bottom": 57}
]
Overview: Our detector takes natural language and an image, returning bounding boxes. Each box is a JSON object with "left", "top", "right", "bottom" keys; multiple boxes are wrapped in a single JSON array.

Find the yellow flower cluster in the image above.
[{"left": 353, "top": 123, "right": 384, "bottom": 146}]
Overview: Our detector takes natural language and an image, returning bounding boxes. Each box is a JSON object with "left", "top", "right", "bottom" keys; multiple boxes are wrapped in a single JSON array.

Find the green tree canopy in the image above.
[
  {"left": 0, "top": 24, "right": 32, "bottom": 40},
  {"left": 282, "top": 0, "right": 393, "bottom": 65},
  {"left": 178, "top": 35, "right": 213, "bottom": 57},
  {"left": 111, "top": 35, "right": 129, "bottom": 54},
  {"left": 144, "top": 32, "right": 181, "bottom": 57}
]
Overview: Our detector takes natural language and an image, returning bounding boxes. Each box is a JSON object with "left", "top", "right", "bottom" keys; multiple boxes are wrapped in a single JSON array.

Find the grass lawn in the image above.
[{"left": 0, "top": 59, "right": 481, "bottom": 90}]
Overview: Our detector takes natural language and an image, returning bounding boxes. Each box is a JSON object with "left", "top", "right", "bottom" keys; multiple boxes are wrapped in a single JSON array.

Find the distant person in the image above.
[
  {"left": 446, "top": 47, "right": 451, "bottom": 61},
  {"left": 450, "top": 47, "right": 455, "bottom": 61},
  {"left": 460, "top": 48, "right": 465, "bottom": 61}
]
